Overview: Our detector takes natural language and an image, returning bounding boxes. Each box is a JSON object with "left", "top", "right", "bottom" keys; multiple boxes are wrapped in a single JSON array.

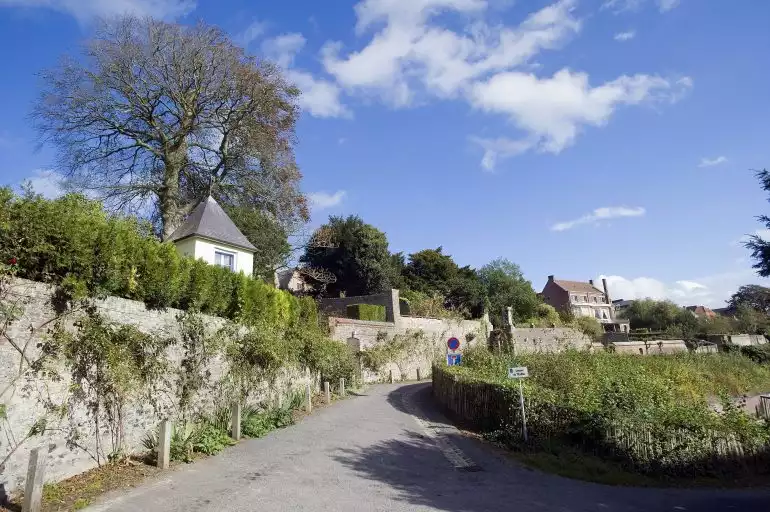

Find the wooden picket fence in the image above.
[{"left": 432, "top": 366, "right": 770, "bottom": 477}]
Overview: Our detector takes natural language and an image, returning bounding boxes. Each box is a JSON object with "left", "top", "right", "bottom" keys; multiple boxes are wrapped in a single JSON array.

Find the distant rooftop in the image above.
[
  {"left": 552, "top": 279, "right": 604, "bottom": 295},
  {"left": 168, "top": 196, "right": 256, "bottom": 251}
]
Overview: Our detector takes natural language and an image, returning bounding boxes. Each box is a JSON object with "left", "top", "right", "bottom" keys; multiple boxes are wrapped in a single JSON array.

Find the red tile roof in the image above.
[{"left": 553, "top": 279, "right": 604, "bottom": 295}]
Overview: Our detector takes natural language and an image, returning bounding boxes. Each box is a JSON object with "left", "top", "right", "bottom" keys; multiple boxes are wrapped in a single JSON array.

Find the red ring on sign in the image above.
[{"left": 447, "top": 337, "right": 460, "bottom": 350}]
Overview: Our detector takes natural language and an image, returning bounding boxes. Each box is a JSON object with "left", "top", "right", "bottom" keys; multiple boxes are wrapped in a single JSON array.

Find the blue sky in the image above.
[{"left": 0, "top": 0, "right": 769, "bottom": 307}]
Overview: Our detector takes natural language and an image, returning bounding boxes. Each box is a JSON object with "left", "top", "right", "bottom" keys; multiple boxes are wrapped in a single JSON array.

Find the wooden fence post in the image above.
[
  {"left": 389, "top": 369, "right": 394, "bottom": 384},
  {"left": 158, "top": 420, "right": 172, "bottom": 470},
  {"left": 416, "top": 368, "right": 421, "bottom": 381},
  {"left": 231, "top": 403, "right": 242, "bottom": 441},
  {"left": 22, "top": 446, "right": 47, "bottom": 512},
  {"left": 324, "top": 381, "right": 331, "bottom": 404},
  {"left": 339, "top": 377, "right": 346, "bottom": 397}
]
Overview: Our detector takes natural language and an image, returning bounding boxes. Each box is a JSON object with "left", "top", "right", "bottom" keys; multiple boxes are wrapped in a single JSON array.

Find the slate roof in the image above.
[
  {"left": 553, "top": 279, "right": 604, "bottom": 295},
  {"left": 168, "top": 196, "right": 256, "bottom": 251}
]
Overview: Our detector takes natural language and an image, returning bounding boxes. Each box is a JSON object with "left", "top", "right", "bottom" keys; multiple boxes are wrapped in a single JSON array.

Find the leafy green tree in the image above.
[
  {"left": 33, "top": 15, "right": 306, "bottom": 240},
  {"left": 746, "top": 169, "right": 770, "bottom": 276},
  {"left": 224, "top": 205, "right": 290, "bottom": 281},
  {"left": 445, "top": 266, "right": 486, "bottom": 319},
  {"left": 301, "top": 216, "right": 394, "bottom": 297},
  {"left": 734, "top": 305, "right": 770, "bottom": 335},
  {"left": 698, "top": 315, "right": 737, "bottom": 335},
  {"left": 572, "top": 316, "right": 604, "bottom": 341},
  {"left": 401, "top": 248, "right": 485, "bottom": 318},
  {"left": 728, "top": 284, "right": 770, "bottom": 314},
  {"left": 402, "top": 247, "right": 458, "bottom": 296},
  {"left": 478, "top": 258, "right": 539, "bottom": 325},
  {"left": 619, "top": 299, "right": 683, "bottom": 331}
]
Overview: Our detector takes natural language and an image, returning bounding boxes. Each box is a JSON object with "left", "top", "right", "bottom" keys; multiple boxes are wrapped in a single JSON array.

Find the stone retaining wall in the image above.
[{"left": 0, "top": 278, "right": 311, "bottom": 495}]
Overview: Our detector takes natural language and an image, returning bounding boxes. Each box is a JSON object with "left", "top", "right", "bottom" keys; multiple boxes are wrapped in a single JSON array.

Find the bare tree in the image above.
[{"left": 33, "top": 15, "right": 308, "bottom": 239}]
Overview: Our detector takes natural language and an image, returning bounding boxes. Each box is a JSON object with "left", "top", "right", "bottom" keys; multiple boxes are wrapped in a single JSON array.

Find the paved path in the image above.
[{"left": 86, "top": 383, "right": 770, "bottom": 512}]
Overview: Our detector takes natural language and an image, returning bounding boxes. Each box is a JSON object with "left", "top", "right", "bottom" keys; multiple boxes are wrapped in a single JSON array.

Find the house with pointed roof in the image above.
[
  {"left": 541, "top": 275, "right": 629, "bottom": 332},
  {"left": 168, "top": 196, "right": 256, "bottom": 275}
]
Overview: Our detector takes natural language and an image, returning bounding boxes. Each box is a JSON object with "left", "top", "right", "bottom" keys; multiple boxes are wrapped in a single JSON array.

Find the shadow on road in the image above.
[{"left": 330, "top": 382, "right": 770, "bottom": 512}]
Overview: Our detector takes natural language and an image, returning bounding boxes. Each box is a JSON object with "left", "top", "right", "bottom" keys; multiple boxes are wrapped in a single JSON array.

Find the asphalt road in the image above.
[{"left": 85, "top": 383, "right": 770, "bottom": 512}]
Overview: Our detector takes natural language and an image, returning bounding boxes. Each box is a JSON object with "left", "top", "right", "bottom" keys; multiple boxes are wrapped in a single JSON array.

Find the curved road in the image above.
[{"left": 86, "top": 383, "right": 770, "bottom": 512}]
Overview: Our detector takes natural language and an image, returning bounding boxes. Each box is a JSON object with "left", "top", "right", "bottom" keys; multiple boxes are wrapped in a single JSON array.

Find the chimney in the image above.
[
  {"left": 602, "top": 278, "right": 610, "bottom": 304},
  {"left": 589, "top": 279, "right": 594, "bottom": 286},
  {"left": 547, "top": 275, "right": 554, "bottom": 282}
]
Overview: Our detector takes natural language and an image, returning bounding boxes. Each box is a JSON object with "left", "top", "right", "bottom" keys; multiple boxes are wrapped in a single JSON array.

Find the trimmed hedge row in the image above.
[
  {"left": 0, "top": 190, "right": 315, "bottom": 329},
  {"left": 346, "top": 303, "right": 386, "bottom": 322}
]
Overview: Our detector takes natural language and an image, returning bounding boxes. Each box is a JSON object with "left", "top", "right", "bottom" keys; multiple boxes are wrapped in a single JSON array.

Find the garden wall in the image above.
[
  {"left": 328, "top": 315, "right": 489, "bottom": 382},
  {"left": 508, "top": 327, "right": 592, "bottom": 352},
  {"left": 0, "top": 278, "right": 312, "bottom": 495},
  {"left": 319, "top": 290, "right": 401, "bottom": 323}
]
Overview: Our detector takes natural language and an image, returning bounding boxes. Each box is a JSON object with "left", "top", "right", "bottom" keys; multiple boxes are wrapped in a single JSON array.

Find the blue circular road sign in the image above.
[{"left": 447, "top": 337, "right": 460, "bottom": 351}]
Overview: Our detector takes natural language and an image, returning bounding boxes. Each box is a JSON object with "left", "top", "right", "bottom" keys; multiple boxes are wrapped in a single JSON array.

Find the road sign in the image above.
[
  {"left": 447, "top": 354, "right": 462, "bottom": 366},
  {"left": 447, "top": 337, "right": 460, "bottom": 352},
  {"left": 507, "top": 366, "right": 529, "bottom": 441}
]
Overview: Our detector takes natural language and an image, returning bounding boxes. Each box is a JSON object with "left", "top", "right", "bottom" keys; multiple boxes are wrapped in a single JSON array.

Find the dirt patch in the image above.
[{"left": 2, "top": 457, "right": 161, "bottom": 512}]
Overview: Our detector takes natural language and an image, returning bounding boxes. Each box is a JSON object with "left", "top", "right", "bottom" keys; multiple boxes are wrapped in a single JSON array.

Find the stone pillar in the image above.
[
  {"left": 158, "top": 420, "right": 172, "bottom": 469},
  {"left": 305, "top": 382, "right": 312, "bottom": 413},
  {"left": 389, "top": 289, "right": 402, "bottom": 325},
  {"left": 324, "top": 381, "right": 331, "bottom": 404},
  {"left": 22, "top": 446, "right": 47, "bottom": 512},
  {"left": 231, "top": 403, "right": 242, "bottom": 441},
  {"left": 339, "top": 377, "right": 346, "bottom": 397}
]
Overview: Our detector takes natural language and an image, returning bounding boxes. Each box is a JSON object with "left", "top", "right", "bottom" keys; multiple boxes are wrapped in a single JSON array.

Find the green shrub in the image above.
[
  {"left": 0, "top": 189, "right": 311, "bottom": 330},
  {"left": 241, "top": 405, "right": 295, "bottom": 438},
  {"left": 434, "top": 350, "right": 770, "bottom": 477},
  {"left": 346, "top": 303, "right": 386, "bottom": 322},
  {"left": 570, "top": 316, "right": 604, "bottom": 341}
]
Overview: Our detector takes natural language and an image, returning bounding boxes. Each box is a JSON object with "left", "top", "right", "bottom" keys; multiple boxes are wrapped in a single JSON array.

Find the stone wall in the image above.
[
  {"left": 610, "top": 340, "right": 688, "bottom": 355},
  {"left": 0, "top": 278, "right": 312, "bottom": 495},
  {"left": 319, "top": 290, "right": 401, "bottom": 323},
  {"left": 507, "top": 327, "right": 592, "bottom": 353},
  {"left": 328, "top": 315, "right": 489, "bottom": 383}
]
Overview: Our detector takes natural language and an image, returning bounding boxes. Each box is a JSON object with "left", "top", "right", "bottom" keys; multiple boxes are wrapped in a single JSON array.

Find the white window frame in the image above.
[{"left": 214, "top": 248, "right": 237, "bottom": 272}]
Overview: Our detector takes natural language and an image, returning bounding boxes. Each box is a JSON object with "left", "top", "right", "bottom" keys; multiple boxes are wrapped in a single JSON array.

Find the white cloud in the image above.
[
  {"left": 657, "top": 0, "right": 680, "bottom": 12},
  {"left": 0, "top": 0, "right": 195, "bottom": 23},
  {"left": 698, "top": 155, "right": 727, "bottom": 168},
  {"left": 258, "top": 32, "right": 350, "bottom": 119},
  {"left": 288, "top": 70, "right": 352, "bottom": 119},
  {"left": 469, "top": 136, "right": 536, "bottom": 172},
  {"left": 236, "top": 19, "right": 269, "bottom": 48},
  {"left": 322, "top": 0, "right": 581, "bottom": 106},
  {"left": 614, "top": 30, "right": 635, "bottom": 41},
  {"left": 318, "top": 0, "right": 689, "bottom": 169},
  {"left": 21, "top": 170, "right": 65, "bottom": 199},
  {"left": 551, "top": 206, "right": 645, "bottom": 231},
  {"left": 601, "top": 268, "right": 768, "bottom": 309},
  {"left": 308, "top": 190, "right": 347, "bottom": 210},
  {"left": 470, "top": 71, "right": 689, "bottom": 161},
  {"left": 602, "top": 0, "right": 679, "bottom": 13},
  {"left": 262, "top": 33, "right": 307, "bottom": 68}
]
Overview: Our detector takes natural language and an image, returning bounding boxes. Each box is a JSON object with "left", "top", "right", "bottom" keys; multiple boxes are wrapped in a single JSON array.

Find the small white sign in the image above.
[{"left": 508, "top": 366, "right": 529, "bottom": 379}]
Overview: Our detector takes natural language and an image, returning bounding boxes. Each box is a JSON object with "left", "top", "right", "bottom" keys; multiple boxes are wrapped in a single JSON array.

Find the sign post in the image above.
[
  {"left": 507, "top": 366, "right": 529, "bottom": 442},
  {"left": 446, "top": 337, "right": 461, "bottom": 366}
]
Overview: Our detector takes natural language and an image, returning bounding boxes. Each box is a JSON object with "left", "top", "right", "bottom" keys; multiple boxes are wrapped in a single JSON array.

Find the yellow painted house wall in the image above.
[{"left": 174, "top": 236, "right": 254, "bottom": 275}]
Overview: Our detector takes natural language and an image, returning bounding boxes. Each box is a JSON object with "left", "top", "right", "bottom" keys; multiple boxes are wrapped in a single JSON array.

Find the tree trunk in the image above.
[{"left": 160, "top": 145, "right": 187, "bottom": 240}]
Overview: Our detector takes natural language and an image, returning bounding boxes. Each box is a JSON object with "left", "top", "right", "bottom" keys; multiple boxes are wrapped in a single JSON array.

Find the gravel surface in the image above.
[{"left": 83, "top": 383, "right": 770, "bottom": 512}]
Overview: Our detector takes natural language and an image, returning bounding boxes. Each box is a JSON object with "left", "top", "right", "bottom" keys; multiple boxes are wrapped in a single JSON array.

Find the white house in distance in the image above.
[{"left": 168, "top": 196, "right": 256, "bottom": 275}]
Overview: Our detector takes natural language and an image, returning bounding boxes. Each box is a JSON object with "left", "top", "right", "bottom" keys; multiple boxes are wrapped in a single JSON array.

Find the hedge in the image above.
[
  {"left": 433, "top": 349, "right": 770, "bottom": 478},
  {"left": 346, "top": 303, "right": 386, "bottom": 322},
  {"left": 0, "top": 189, "right": 315, "bottom": 330}
]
